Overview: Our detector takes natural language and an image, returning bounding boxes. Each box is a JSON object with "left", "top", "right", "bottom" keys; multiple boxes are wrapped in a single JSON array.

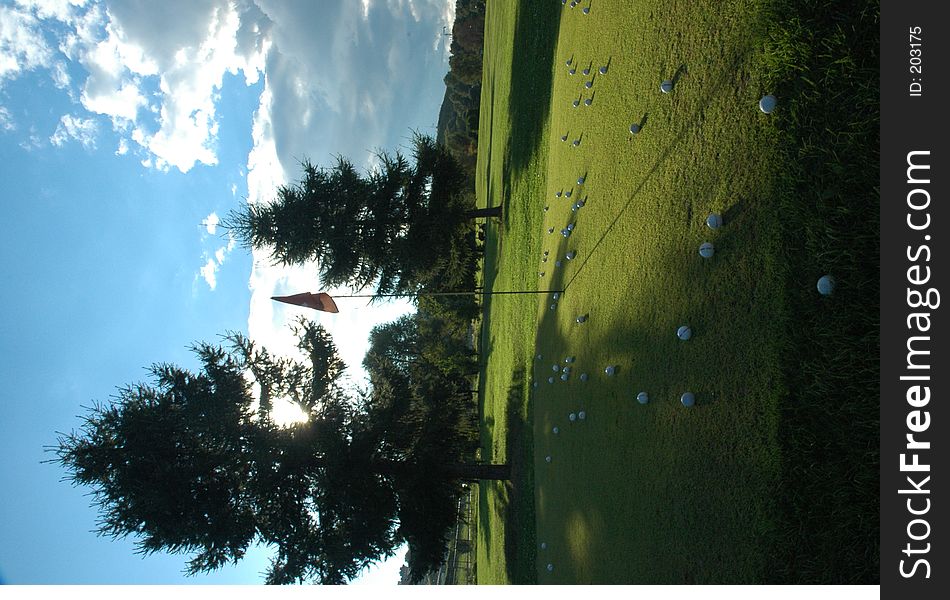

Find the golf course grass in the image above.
[{"left": 473, "top": 0, "right": 878, "bottom": 585}]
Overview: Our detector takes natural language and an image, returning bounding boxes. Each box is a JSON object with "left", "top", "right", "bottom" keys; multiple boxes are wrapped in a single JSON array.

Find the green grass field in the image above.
[{"left": 473, "top": 0, "right": 878, "bottom": 585}]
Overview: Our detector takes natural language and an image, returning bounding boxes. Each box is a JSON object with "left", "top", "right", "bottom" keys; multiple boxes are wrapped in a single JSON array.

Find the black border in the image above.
[{"left": 881, "top": 1, "right": 947, "bottom": 597}]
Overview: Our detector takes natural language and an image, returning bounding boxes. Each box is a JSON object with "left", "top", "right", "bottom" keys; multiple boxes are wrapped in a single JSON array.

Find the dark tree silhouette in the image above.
[
  {"left": 225, "top": 134, "right": 497, "bottom": 296},
  {"left": 51, "top": 321, "right": 506, "bottom": 584}
]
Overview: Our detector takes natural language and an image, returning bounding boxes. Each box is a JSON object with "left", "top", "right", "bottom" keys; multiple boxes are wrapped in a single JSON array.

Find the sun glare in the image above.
[{"left": 270, "top": 397, "right": 310, "bottom": 427}]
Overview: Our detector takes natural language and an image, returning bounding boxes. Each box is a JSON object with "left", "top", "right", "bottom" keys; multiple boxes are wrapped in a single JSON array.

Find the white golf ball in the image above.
[
  {"left": 677, "top": 325, "right": 692, "bottom": 340},
  {"left": 552, "top": 292, "right": 560, "bottom": 300},
  {"left": 577, "top": 176, "right": 585, "bottom": 185},
  {"left": 555, "top": 190, "right": 562, "bottom": 198},
  {"left": 817, "top": 275, "right": 836, "bottom": 295},
  {"left": 545, "top": 455, "right": 552, "bottom": 463},
  {"left": 681, "top": 392, "right": 696, "bottom": 407},
  {"left": 536, "top": 353, "right": 543, "bottom": 360},
  {"left": 637, "top": 392, "right": 649, "bottom": 405},
  {"left": 599, "top": 65, "right": 608, "bottom": 74},
  {"left": 699, "top": 242, "right": 715, "bottom": 258},
  {"left": 564, "top": 356, "right": 575, "bottom": 363},
  {"left": 576, "top": 314, "right": 588, "bottom": 323},
  {"left": 630, "top": 123, "right": 641, "bottom": 134},
  {"left": 578, "top": 410, "right": 586, "bottom": 420},
  {"left": 548, "top": 377, "right": 555, "bottom": 384},
  {"left": 569, "top": 413, "right": 577, "bottom": 422},
  {"left": 582, "top": 6, "right": 590, "bottom": 14},
  {"left": 566, "top": 250, "right": 577, "bottom": 259},
  {"left": 533, "top": 381, "right": 539, "bottom": 388},
  {"left": 569, "top": 67, "right": 576, "bottom": 75},
  {"left": 548, "top": 227, "right": 554, "bottom": 234},
  {"left": 660, "top": 80, "right": 674, "bottom": 93},
  {"left": 541, "top": 542, "right": 548, "bottom": 550},
  {"left": 759, "top": 94, "right": 777, "bottom": 114},
  {"left": 706, "top": 213, "right": 723, "bottom": 229},
  {"left": 560, "top": 373, "right": 569, "bottom": 381},
  {"left": 547, "top": 563, "right": 554, "bottom": 572},
  {"left": 605, "top": 365, "right": 617, "bottom": 376},
  {"left": 584, "top": 97, "right": 592, "bottom": 106},
  {"left": 552, "top": 427, "right": 559, "bottom": 434},
  {"left": 585, "top": 80, "right": 593, "bottom": 89},
  {"left": 572, "top": 139, "right": 581, "bottom": 147},
  {"left": 562, "top": 366, "right": 571, "bottom": 374},
  {"left": 580, "top": 373, "right": 589, "bottom": 382},
  {"left": 555, "top": 260, "right": 562, "bottom": 267},
  {"left": 560, "top": 134, "right": 568, "bottom": 142},
  {"left": 552, "top": 364, "right": 560, "bottom": 372},
  {"left": 550, "top": 303, "right": 557, "bottom": 310},
  {"left": 573, "top": 99, "right": 580, "bottom": 108},
  {"left": 582, "top": 67, "right": 590, "bottom": 76},
  {"left": 565, "top": 190, "right": 572, "bottom": 198}
]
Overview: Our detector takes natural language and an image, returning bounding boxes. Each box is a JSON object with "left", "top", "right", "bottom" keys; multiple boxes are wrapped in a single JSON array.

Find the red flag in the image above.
[{"left": 271, "top": 292, "right": 340, "bottom": 313}]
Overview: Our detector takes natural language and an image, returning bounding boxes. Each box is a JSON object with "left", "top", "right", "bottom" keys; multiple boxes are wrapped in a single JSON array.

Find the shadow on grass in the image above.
[
  {"left": 501, "top": 367, "right": 537, "bottom": 584},
  {"left": 507, "top": 2, "right": 562, "bottom": 175}
]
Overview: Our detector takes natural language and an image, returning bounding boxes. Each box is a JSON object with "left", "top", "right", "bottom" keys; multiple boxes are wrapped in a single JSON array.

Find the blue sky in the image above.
[{"left": 0, "top": 0, "right": 454, "bottom": 584}]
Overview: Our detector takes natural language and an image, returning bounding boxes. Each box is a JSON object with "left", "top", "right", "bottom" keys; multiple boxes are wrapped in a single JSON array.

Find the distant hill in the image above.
[{"left": 436, "top": 0, "right": 485, "bottom": 178}]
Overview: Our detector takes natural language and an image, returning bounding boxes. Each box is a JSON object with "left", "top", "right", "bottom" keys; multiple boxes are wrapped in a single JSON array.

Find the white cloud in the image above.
[
  {"left": 49, "top": 113, "right": 97, "bottom": 148},
  {"left": 203, "top": 211, "right": 220, "bottom": 235},
  {"left": 115, "top": 136, "right": 128, "bottom": 155},
  {"left": 0, "top": 105, "right": 14, "bottom": 131},
  {"left": 199, "top": 257, "right": 218, "bottom": 290},
  {"left": 15, "top": 0, "right": 87, "bottom": 23},
  {"left": 0, "top": 4, "right": 54, "bottom": 83}
]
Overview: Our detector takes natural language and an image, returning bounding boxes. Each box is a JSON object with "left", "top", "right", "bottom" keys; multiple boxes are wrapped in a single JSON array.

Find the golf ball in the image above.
[
  {"left": 547, "top": 563, "right": 554, "bottom": 572},
  {"left": 706, "top": 213, "right": 723, "bottom": 229},
  {"left": 605, "top": 365, "right": 617, "bottom": 376},
  {"left": 552, "top": 364, "right": 560, "bottom": 372},
  {"left": 699, "top": 242, "right": 715, "bottom": 258},
  {"left": 569, "top": 413, "right": 577, "bottom": 422},
  {"left": 677, "top": 325, "right": 692, "bottom": 340},
  {"left": 565, "top": 356, "right": 575, "bottom": 363},
  {"left": 545, "top": 455, "right": 552, "bottom": 463},
  {"left": 817, "top": 275, "right": 836, "bottom": 295},
  {"left": 560, "top": 373, "right": 569, "bottom": 381},
  {"left": 637, "top": 392, "right": 649, "bottom": 405},
  {"left": 552, "top": 427, "right": 559, "bottom": 434},
  {"left": 583, "top": 67, "right": 590, "bottom": 76},
  {"left": 573, "top": 99, "right": 580, "bottom": 108},
  {"left": 562, "top": 366, "right": 571, "bottom": 374},
  {"left": 572, "top": 139, "right": 581, "bottom": 147},
  {"left": 566, "top": 250, "right": 577, "bottom": 259},
  {"left": 576, "top": 314, "right": 588, "bottom": 323},
  {"left": 541, "top": 542, "right": 548, "bottom": 550},
  {"left": 580, "top": 373, "right": 589, "bottom": 382},
  {"left": 561, "top": 134, "right": 568, "bottom": 142},
  {"left": 681, "top": 392, "right": 696, "bottom": 407},
  {"left": 759, "top": 94, "right": 777, "bottom": 114},
  {"left": 548, "top": 377, "right": 555, "bottom": 384},
  {"left": 585, "top": 80, "right": 593, "bottom": 89},
  {"left": 578, "top": 410, "right": 586, "bottom": 420},
  {"left": 599, "top": 65, "right": 608, "bottom": 74},
  {"left": 555, "top": 260, "right": 562, "bottom": 268},
  {"left": 577, "top": 176, "right": 585, "bottom": 185},
  {"left": 660, "top": 80, "right": 674, "bottom": 93},
  {"left": 629, "top": 123, "right": 641, "bottom": 134}
]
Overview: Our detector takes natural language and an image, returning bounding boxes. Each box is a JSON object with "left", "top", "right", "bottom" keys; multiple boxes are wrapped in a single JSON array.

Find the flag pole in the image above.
[{"left": 271, "top": 289, "right": 564, "bottom": 313}]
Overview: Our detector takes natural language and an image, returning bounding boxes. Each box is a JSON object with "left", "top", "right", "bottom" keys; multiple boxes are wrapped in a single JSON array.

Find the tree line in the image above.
[{"left": 437, "top": 0, "right": 485, "bottom": 176}]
